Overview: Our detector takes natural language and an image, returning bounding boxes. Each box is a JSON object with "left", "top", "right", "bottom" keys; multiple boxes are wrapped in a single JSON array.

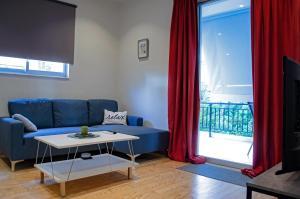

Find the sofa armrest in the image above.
[
  {"left": 127, "top": 115, "right": 143, "bottom": 126},
  {"left": 0, "top": 117, "right": 24, "bottom": 160}
]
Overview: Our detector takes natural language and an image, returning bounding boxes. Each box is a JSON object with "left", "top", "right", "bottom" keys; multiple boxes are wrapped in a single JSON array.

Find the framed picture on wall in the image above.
[{"left": 138, "top": 39, "right": 149, "bottom": 59}]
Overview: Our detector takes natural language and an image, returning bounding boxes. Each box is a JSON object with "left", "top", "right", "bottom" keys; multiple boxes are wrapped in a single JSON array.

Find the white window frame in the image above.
[{"left": 0, "top": 57, "right": 69, "bottom": 78}]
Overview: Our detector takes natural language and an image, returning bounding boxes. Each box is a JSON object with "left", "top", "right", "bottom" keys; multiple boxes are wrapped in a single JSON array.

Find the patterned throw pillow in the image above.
[
  {"left": 102, "top": 109, "right": 127, "bottom": 125},
  {"left": 12, "top": 114, "right": 38, "bottom": 132}
]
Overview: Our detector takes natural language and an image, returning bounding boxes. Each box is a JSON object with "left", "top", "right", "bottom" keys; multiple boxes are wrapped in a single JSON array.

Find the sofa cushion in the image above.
[
  {"left": 24, "top": 127, "right": 80, "bottom": 139},
  {"left": 90, "top": 124, "right": 168, "bottom": 136},
  {"left": 88, "top": 99, "right": 118, "bottom": 126},
  {"left": 8, "top": 98, "right": 53, "bottom": 129},
  {"left": 53, "top": 99, "right": 88, "bottom": 127},
  {"left": 89, "top": 125, "right": 169, "bottom": 154}
]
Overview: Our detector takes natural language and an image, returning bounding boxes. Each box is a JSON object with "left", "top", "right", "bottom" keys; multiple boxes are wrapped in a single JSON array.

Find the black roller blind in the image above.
[{"left": 0, "top": 0, "right": 76, "bottom": 64}]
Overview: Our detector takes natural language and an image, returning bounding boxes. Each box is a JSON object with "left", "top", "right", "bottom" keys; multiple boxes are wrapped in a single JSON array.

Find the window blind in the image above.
[{"left": 0, "top": 0, "right": 77, "bottom": 64}]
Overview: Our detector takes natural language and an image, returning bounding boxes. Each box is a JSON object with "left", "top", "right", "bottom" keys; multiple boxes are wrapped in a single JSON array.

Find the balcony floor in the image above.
[{"left": 198, "top": 131, "right": 253, "bottom": 166}]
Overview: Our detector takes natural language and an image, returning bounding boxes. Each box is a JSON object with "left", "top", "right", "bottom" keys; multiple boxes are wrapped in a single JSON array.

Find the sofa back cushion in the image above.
[
  {"left": 8, "top": 98, "right": 53, "bottom": 129},
  {"left": 53, "top": 99, "right": 88, "bottom": 127},
  {"left": 88, "top": 99, "right": 118, "bottom": 126}
]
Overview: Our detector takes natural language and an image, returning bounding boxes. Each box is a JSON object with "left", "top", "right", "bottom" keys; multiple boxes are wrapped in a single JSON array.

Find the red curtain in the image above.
[
  {"left": 242, "top": 0, "right": 300, "bottom": 177},
  {"left": 168, "top": 0, "right": 205, "bottom": 164}
]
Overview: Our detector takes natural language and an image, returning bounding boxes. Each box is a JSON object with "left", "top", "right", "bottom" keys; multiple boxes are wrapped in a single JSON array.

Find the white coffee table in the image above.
[{"left": 34, "top": 131, "right": 139, "bottom": 197}]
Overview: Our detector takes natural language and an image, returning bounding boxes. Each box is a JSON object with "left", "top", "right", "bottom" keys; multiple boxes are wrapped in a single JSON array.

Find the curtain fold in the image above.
[
  {"left": 242, "top": 0, "right": 300, "bottom": 178},
  {"left": 168, "top": 0, "right": 206, "bottom": 164}
]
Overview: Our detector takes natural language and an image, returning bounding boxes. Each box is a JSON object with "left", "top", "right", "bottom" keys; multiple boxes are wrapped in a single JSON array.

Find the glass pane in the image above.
[
  {"left": 0, "top": 56, "right": 26, "bottom": 70},
  {"left": 200, "top": 0, "right": 252, "bottom": 103},
  {"left": 28, "top": 60, "right": 65, "bottom": 73}
]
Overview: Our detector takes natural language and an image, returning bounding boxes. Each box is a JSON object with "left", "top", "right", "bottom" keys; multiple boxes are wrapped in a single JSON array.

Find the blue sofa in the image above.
[{"left": 0, "top": 99, "right": 168, "bottom": 171}]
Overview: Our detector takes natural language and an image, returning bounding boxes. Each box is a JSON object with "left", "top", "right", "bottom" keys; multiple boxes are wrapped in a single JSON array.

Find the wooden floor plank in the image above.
[{"left": 0, "top": 154, "right": 275, "bottom": 199}]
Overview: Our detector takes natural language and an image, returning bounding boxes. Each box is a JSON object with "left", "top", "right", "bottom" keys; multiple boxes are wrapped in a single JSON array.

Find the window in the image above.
[{"left": 0, "top": 56, "right": 69, "bottom": 78}]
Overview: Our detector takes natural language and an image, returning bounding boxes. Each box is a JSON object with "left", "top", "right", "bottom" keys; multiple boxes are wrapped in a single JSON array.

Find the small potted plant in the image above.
[{"left": 80, "top": 126, "right": 89, "bottom": 137}]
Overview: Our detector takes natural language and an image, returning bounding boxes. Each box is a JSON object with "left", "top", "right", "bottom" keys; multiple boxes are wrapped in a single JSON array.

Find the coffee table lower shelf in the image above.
[{"left": 34, "top": 154, "right": 137, "bottom": 196}]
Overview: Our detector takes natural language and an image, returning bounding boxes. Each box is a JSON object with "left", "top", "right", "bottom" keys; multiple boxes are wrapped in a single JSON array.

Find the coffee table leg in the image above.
[
  {"left": 128, "top": 167, "right": 133, "bottom": 179},
  {"left": 60, "top": 182, "right": 66, "bottom": 197},
  {"left": 66, "top": 148, "right": 71, "bottom": 160},
  {"left": 49, "top": 146, "right": 54, "bottom": 179},
  {"left": 127, "top": 141, "right": 135, "bottom": 179},
  {"left": 35, "top": 141, "right": 40, "bottom": 164},
  {"left": 40, "top": 172, "right": 44, "bottom": 184},
  {"left": 97, "top": 144, "right": 102, "bottom": 155},
  {"left": 67, "top": 146, "right": 79, "bottom": 181}
]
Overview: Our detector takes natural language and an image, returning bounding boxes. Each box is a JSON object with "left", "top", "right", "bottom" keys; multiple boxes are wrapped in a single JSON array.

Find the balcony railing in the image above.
[{"left": 199, "top": 102, "right": 253, "bottom": 137}]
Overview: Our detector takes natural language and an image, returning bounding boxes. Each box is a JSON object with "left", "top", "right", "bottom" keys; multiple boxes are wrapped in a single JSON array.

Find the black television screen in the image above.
[{"left": 277, "top": 56, "right": 300, "bottom": 175}]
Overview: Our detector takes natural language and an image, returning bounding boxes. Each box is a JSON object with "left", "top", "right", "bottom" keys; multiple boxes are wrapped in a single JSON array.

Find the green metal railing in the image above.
[{"left": 199, "top": 102, "right": 253, "bottom": 137}]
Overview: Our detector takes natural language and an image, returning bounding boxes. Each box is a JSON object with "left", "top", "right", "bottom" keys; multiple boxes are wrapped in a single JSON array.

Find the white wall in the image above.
[
  {"left": 0, "top": 0, "right": 173, "bottom": 130},
  {"left": 0, "top": 0, "right": 121, "bottom": 116},
  {"left": 117, "top": 0, "right": 173, "bottom": 129}
]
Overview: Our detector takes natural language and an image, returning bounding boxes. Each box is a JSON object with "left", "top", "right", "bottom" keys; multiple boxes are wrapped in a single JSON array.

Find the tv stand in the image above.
[{"left": 246, "top": 163, "right": 300, "bottom": 199}]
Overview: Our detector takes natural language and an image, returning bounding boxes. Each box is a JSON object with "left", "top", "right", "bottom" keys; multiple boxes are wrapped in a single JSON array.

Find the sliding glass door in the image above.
[{"left": 198, "top": 0, "right": 253, "bottom": 166}]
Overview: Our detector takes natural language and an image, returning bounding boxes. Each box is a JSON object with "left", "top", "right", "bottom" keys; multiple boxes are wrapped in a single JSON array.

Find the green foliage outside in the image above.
[
  {"left": 199, "top": 83, "right": 253, "bottom": 137},
  {"left": 199, "top": 103, "right": 253, "bottom": 137}
]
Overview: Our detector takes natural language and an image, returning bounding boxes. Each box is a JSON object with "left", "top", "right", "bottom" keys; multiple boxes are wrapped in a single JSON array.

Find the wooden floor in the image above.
[{"left": 0, "top": 154, "right": 274, "bottom": 199}]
